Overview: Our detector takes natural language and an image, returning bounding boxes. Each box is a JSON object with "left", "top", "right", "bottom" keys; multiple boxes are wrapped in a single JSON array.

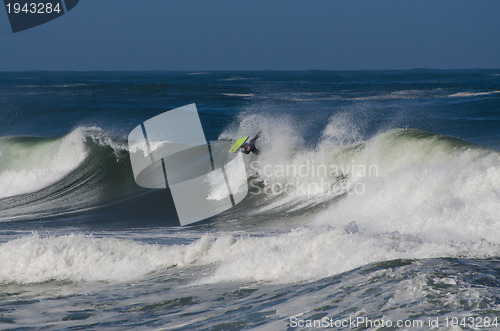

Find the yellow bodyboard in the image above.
[{"left": 229, "top": 136, "right": 248, "bottom": 153}]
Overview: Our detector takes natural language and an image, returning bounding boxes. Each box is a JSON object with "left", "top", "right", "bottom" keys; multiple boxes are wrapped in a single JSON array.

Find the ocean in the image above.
[{"left": 0, "top": 70, "right": 499, "bottom": 330}]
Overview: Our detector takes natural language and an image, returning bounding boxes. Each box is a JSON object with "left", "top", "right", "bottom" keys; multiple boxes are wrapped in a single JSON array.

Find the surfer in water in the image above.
[{"left": 241, "top": 132, "right": 260, "bottom": 155}]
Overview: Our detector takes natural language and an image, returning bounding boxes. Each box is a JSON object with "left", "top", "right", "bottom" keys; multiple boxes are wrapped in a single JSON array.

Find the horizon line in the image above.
[{"left": 1, "top": 67, "right": 499, "bottom": 73}]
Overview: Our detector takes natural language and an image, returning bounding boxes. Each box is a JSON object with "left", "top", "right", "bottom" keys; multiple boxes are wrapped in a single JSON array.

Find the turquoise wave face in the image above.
[{"left": 1, "top": 123, "right": 498, "bottom": 232}]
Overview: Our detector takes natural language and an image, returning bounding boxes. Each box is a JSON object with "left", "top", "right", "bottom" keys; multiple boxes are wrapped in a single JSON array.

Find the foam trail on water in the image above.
[{"left": 448, "top": 90, "right": 500, "bottom": 98}]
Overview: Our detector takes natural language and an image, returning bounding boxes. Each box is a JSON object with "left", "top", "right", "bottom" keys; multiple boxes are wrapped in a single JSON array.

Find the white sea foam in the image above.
[
  {"left": 448, "top": 90, "right": 500, "bottom": 98},
  {"left": 313, "top": 131, "right": 500, "bottom": 244},
  {"left": 0, "top": 233, "right": 175, "bottom": 283},
  {"left": 205, "top": 169, "right": 229, "bottom": 201},
  {"left": 1, "top": 221, "right": 498, "bottom": 285},
  {"left": 220, "top": 93, "right": 255, "bottom": 97}
]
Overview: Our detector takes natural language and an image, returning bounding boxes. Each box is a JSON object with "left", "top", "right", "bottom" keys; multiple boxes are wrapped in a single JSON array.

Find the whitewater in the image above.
[{"left": 0, "top": 70, "right": 499, "bottom": 330}]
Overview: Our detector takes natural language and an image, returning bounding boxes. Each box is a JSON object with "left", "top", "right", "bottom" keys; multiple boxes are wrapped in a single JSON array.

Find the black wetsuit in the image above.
[{"left": 241, "top": 132, "right": 260, "bottom": 155}]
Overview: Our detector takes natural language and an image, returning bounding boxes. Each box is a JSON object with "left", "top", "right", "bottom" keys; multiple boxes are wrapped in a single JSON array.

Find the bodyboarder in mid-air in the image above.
[{"left": 241, "top": 132, "right": 260, "bottom": 155}]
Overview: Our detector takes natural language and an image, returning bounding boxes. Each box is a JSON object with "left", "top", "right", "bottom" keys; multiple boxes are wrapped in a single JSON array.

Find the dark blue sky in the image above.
[{"left": 1, "top": 0, "right": 500, "bottom": 71}]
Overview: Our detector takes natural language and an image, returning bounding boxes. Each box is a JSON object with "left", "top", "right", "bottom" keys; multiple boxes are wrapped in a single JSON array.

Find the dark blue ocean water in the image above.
[{"left": 0, "top": 71, "right": 499, "bottom": 330}]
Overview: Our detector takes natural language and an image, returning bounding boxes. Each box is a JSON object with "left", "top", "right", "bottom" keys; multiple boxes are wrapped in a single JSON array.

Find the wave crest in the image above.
[{"left": 0, "top": 129, "right": 88, "bottom": 198}]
